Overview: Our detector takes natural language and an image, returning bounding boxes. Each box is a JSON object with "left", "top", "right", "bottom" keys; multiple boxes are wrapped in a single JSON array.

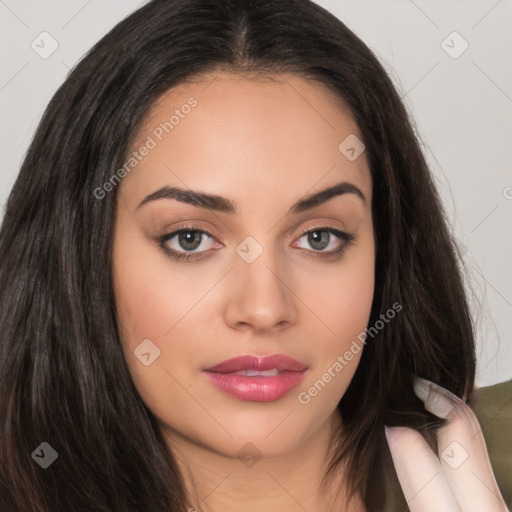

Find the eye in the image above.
[
  {"left": 293, "top": 228, "right": 356, "bottom": 258},
  {"left": 158, "top": 227, "right": 219, "bottom": 261},
  {"left": 156, "top": 225, "right": 356, "bottom": 262}
]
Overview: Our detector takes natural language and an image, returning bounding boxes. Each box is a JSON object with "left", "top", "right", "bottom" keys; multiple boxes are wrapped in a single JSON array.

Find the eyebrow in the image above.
[{"left": 137, "top": 181, "right": 365, "bottom": 214}]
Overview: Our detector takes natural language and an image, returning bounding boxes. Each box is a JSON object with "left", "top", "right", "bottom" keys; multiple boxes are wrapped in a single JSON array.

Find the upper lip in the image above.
[{"left": 204, "top": 354, "right": 308, "bottom": 373}]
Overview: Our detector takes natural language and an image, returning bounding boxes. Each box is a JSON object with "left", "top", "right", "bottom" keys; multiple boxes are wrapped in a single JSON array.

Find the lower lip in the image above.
[{"left": 203, "top": 370, "right": 307, "bottom": 402}]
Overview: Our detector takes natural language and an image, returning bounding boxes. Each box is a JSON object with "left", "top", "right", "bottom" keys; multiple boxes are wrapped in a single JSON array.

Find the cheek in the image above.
[
  {"left": 306, "top": 230, "right": 375, "bottom": 346},
  {"left": 112, "top": 221, "right": 215, "bottom": 343},
  {"left": 114, "top": 267, "right": 183, "bottom": 342},
  {"left": 298, "top": 232, "right": 375, "bottom": 401},
  {"left": 111, "top": 223, "right": 221, "bottom": 419},
  {"left": 111, "top": 241, "right": 202, "bottom": 432},
  {"left": 329, "top": 269, "right": 374, "bottom": 344}
]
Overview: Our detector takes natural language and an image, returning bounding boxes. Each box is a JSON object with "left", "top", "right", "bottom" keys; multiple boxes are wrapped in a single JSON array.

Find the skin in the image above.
[{"left": 112, "top": 71, "right": 374, "bottom": 512}]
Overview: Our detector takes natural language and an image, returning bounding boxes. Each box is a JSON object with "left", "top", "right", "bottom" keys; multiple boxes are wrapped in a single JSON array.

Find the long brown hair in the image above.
[{"left": 0, "top": 0, "right": 475, "bottom": 510}]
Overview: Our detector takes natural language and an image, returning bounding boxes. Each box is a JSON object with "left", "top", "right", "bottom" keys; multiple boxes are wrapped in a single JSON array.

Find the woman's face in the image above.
[{"left": 112, "top": 72, "right": 374, "bottom": 460}]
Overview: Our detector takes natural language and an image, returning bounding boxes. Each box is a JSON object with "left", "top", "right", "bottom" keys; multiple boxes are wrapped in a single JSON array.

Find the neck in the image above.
[{"left": 161, "top": 409, "right": 367, "bottom": 512}]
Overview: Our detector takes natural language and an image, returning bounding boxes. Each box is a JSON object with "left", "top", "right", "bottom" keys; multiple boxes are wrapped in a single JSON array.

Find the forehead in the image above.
[{"left": 121, "top": 71, "right": 371, "bottom": 207}]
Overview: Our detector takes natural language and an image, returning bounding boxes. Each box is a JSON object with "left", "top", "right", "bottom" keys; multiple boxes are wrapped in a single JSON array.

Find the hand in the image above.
[{"left": 384, "top": 377, "right": 509, "bottom": 512}]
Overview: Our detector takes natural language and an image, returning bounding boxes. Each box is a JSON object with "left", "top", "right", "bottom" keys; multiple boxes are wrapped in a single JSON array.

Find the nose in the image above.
[{"left": 223, "top": 247, "right": 299, "bottom": 334}]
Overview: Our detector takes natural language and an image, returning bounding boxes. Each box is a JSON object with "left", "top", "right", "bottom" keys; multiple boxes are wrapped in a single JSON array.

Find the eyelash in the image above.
[{"left": 155, "top": 224, "right": 356, "bottom": 262}]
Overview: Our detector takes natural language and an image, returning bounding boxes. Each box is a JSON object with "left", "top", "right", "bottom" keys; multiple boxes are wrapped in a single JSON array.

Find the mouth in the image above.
[{"left": 202, "top": 354, "right": 308, "bottom": 402}]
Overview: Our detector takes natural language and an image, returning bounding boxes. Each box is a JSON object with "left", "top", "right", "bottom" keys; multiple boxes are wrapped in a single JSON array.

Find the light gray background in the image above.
[{"left": 0, "top": 0, "right": 510, "bottom": 386}]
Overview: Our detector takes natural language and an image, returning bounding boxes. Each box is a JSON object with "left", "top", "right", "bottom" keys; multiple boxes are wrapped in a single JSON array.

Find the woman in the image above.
[{"left": 0, "top": 0, "right": 508, "bottom": 510}]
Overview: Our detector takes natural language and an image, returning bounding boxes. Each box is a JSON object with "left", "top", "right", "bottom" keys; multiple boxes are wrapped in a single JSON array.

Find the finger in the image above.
[
  {"left": 414, "top": 378, "right": 509, "bottom": 512},
  {"left": 385, "top": 425, "right": 461, "bottom": 512}
]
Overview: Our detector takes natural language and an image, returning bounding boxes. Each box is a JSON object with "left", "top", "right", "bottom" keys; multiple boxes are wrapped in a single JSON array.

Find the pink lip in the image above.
[
  {"left": 203, "top": 354, "right": 308, "bottom": 402},
  {"left": 204, "top": 354, "right": 308, "bottom": 373}
]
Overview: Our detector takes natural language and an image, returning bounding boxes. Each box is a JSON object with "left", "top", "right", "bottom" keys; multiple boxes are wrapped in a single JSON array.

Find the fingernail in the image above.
[
  {"left": 413, "top": 376, "right": 433, "bottom": 403},
  {"left": 429, "top": 380, "right": 465, "bottom": 404},
  {"left": 384, "top": 425, "right": 395, "bottom": 442}
]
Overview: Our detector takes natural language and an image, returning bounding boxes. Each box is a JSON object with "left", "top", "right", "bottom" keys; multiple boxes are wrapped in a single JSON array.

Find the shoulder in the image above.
[{"left": 470, "top": 378, "right": 512, "bottom": 507}]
